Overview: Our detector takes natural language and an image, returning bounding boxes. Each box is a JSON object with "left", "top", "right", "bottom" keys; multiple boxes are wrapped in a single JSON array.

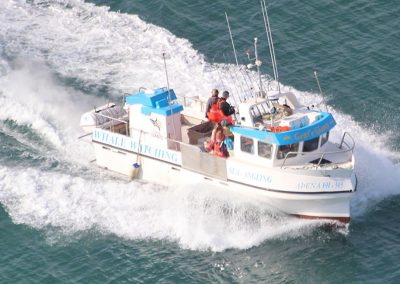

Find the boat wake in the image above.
[
  {"left": 0, "top": 164, "right": 333, "bottom": 251},
  {"left": 0, "top": 0, "right": 399, "bottom": 251}
]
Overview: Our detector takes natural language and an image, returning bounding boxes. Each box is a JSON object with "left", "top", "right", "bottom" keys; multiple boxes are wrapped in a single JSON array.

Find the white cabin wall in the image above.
[
  {"left": 238, "top": 103, "right": 254, "bottom": 127},
  {"left": 128, "top": 104, "right": 182, "bottom": 149},
  {"left": 166, "top": 113, "right": 182, "bottom": 141},
  {"left": 129, "top": 104, "right": 151, "bottom": 134},
  {"left": 166, "top": 113, "right": 182, "bottom": 149}
]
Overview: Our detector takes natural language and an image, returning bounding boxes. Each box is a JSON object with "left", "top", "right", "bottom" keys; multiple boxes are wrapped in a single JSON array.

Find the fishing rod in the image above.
[
  {"left": 210, "top": 54, "right": 226, "bottom": 89},
  {"left": 254, "top": 37, "right": 271, "bottom": 103},
  {"left": 211, "top": 53, "right": 243, "bottom": 128},
  {"left": 260, "top": 0, "right": 276, "bottom": 81},
  {"left": 224, "top": 12, "right": 268, "bottom": 105},
  {"left": 211, "top": 54, "right": 235, "bottom": 102},
  {"left": 218, "top": 51, "right": 253, "bottom": 123},
  {"left": 225, "top": 12, "right": 239, "bottom": 67},
  {"left": 238, "top": 64, "right": 257, "bottom": 101},
  {"left": 261, "top": 0, "right": 281, "bottom": 93},
  {"left": 249, "top": 37, "right": 277, "bottom": 124},
  {"left": 208, "top": 54, "right": 233, "bottom": 122},
  {"left": 224, "top": 12, "right": 272, "bottom": 119},
  {"left": 222, "top": 52, "right": 247, "bottom": 104},
  {"left": 235, "top": 48, "right": 268, "bottom": 117},
  {"left": 223, "top": 14, "right": 249, "bottom": 105},
  {"left": 222, "top": 41, "right": 257, "bottom": 103},
  {"left": 227, "top": 50, "right": 260, "bottom": 101}
]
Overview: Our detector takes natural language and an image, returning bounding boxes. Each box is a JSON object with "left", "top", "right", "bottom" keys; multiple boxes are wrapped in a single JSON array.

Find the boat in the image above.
[
  {"left": 79, "top": 84, "right": 356, "bottom": 223},
  {"left": 79, "top": 4, "right": 356, "bottom": 223}
]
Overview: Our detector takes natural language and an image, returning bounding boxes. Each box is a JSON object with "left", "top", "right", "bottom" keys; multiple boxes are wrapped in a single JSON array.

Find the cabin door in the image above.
[{"left": 180, "top": 144, "right": 227, "bottom": 180}]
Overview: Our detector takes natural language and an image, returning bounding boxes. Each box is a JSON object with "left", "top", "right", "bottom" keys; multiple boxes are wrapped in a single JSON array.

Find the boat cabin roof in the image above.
[
  {"left": 125, "top": 87, "right": 183, "bottom": 116},
  {"left": 231, "top": 112, "right": 336, "bottom": 145}
]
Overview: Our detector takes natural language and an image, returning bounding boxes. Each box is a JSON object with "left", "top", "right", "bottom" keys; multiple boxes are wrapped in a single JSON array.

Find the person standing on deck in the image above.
[
  {"left": 205, "top": 89, "right": 219, "bottom": 118},
  {"left": 218, "top": 91, "right": 235, "bottom": 117}
]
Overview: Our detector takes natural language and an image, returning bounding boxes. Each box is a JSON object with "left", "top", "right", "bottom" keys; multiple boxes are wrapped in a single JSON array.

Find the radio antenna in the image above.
[
  {"left": 162, "top": 52, "right": 178, "bottom": 149},
  {"left": 314, "top": 71, "right": 328, "bottom": 112}
]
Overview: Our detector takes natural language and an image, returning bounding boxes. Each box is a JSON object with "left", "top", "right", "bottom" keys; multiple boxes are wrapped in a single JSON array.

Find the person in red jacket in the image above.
[
  {"left": 204, "top": 123, "right": 229, "bottom": 158},
  {"left": 205, "top": 89, "right": 219, "bottom": 119},
  {"left": 212, "top": 130, "right": 229, "bottom": 158},
  {"left": 207, "top": 90, "right": 235, "bottom": 124}
]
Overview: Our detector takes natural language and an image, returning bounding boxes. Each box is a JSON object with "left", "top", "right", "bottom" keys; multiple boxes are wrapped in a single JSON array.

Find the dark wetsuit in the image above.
[{"left": 218, "top": 99, "right": 235, "bottom": 116}]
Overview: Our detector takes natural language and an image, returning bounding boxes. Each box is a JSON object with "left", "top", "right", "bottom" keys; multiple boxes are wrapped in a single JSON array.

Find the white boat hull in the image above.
[{"left": 92, "top": 141, "right": 355, "bottom": 223}]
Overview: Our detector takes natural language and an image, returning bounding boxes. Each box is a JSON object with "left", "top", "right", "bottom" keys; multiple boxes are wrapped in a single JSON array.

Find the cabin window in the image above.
[
  {"left": 277, "top": 143, "right": 299, "bottom": 160},
  {"left": 258, "top": 141, "right": 273, "bottom": 159},
  {"left": 320, "top": 131, "right": 329, "bottom": 147},
  {"left": 303, "top": 137, "right": 319, "bottom": 152},
  {"left": 241, "top": 136, "right": 254, "bottom": 154}
]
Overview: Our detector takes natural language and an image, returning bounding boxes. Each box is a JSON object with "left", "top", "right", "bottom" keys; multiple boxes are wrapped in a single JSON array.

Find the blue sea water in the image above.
[{"left": 0, "top": 0, "right": 400, "bottom": 283}]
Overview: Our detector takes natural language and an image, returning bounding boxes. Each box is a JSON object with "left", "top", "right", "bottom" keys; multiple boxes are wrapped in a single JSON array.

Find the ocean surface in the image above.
[{"left": 1, "top": 0, "right": 400, "bottom": 283}]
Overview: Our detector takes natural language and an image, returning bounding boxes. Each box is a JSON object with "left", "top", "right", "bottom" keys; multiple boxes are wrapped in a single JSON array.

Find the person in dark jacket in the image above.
[
  {"left": 218, "top": 91, "right": 235, "bottom": 116},
  {"left": 205, "top": 89, "right": 219, "bottom": 118}
]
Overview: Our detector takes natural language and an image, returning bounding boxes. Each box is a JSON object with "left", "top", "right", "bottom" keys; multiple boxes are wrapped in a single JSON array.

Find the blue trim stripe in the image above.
[{"left": 231, "top": 112, "right": 336, "bottom": 145}]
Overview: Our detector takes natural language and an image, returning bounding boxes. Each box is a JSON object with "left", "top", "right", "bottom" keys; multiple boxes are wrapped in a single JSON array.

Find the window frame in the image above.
[
  {"left": 277, "top": 143, "right": 299, "bottom": 160},
  {"left": 303, "top": 137, "right": 320, "bottom": 152},
  {"left": 240, "top": 136, "right": 254, "bottom": 154},
  {"left": 320, "top": 131, "right": 329, "bottom": 147},
  {"left": 258, "top": 141, "right": 273, "bottom": 159}
]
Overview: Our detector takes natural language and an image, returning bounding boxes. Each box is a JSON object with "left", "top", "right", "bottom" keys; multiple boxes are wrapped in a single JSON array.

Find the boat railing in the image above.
[
  {"left": 94, "top": 112, "right": 129, "bottom": 135},
  {"left": 281, "top": 132, "right": 355, "bottom": 169},
  {"left": 176, "top": 94, "right": 207, "bottom": 112}
]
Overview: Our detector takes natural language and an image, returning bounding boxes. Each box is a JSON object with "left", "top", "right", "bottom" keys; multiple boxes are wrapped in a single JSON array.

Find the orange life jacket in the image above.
[
  {"left": 207, "top": 100, "right": 234, "bottom": 124},
  {"left": 213, "top": 141, "right": 229, "bottom": 158}
]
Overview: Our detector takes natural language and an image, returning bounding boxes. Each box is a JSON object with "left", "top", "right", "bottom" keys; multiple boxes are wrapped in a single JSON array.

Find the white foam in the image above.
[
  {"left": 0, "top": 166, "right": 325, "bottom": 251},
  {"left": 0, "top": 0, "right": 213, "bottom": 96},
  {"left": 0, "top": 0, "right": 399, "bottom": 250},
  {"left": 0, "top": 60, "right": 99, "bottom": 165}
]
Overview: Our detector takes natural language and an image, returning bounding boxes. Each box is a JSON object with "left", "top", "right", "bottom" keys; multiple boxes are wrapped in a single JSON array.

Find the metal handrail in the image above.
[
  {"left": 95, "top": 112, "right": 129, "bottom": 135},
  {"left": 176, "top": 94, "right": 207, "bottom": 112},
  {"left": 280, "top": 132, "right": 355, "bottom": 169},
  {"left": 92, "top": 119, "right": 205, "bottom": 154},
  {"left": 91, "top": 107, "right": 356, "bottom": 170}
]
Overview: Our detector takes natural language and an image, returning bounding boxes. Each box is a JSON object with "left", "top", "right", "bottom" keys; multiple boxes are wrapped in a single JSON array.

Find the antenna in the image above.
[
  {"left": 162, "top": 52, "right": 178, "bottom": 149},
  {"left": 225, "top": 12, "right": 239, "bottom": 66},
  {"left": 314, "top": 71, "right": 329, "bottom": 112}
]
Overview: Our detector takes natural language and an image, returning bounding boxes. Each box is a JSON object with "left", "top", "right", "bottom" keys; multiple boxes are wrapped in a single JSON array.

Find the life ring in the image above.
[{"left": 268, "top": 126, "right": 291, "bottom": 132}]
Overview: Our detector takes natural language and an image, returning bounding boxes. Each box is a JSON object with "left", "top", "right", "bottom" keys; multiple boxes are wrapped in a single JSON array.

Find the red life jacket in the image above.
[
  {"left": 207, "top": 101, "right": 220, "bottom": 122},
  {"left": 213, "top": 141, "right": 229, "bottom": 158},
  {"left": 207, "top": 99, "right": 234, "bottom": 124}
]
